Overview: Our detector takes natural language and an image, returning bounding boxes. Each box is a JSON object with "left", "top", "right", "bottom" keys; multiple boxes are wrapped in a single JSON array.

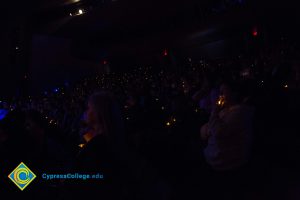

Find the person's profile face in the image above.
[{"left": 220, "top": 84, "right": 234, "bottom": 105}]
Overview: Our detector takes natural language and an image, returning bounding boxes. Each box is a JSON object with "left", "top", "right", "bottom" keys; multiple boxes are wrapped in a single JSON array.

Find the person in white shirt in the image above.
[{"left": 201, "top": 81, "right": 255, "bottom": 171}]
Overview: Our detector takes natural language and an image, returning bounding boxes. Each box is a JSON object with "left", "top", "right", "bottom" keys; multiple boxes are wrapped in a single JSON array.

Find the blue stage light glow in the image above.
[{"left": 0, "top": 109, "right": 8, "bottom": 120}]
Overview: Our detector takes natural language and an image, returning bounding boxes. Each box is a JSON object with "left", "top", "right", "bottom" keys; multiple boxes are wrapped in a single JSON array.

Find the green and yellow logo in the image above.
[{"left": 8, "top": 162, "right": 36, "bottom": 191}]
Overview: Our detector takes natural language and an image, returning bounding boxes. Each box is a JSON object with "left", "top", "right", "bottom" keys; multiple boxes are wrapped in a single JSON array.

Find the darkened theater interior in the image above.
[{"left": 0, "top": 0, "right": 300, "bottom": 199}]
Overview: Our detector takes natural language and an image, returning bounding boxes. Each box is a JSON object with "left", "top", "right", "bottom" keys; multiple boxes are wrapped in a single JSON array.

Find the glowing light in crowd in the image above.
[
  {"left": 252, "top": 27, "right": 258, "bottom": 37},
  {"left": 163, "top": 49, "right": 168, "bottom": 56},
  {"left": 284, "top": 84, "right": 288, "bottom": 88},
  {"left": 166, "top": 117, "right": 177, "bottom": 127},
  {"left": 78, "top": 9, "right": 83, "bottom": 15},
  {"left": 217, "top": 95, "right": 225, "bottom": 106}
]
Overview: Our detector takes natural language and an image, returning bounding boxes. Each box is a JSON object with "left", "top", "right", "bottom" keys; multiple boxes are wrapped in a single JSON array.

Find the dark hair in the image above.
[
  {"left": 221, "top": 79, "right": 248, "bottom": 103},
  {"left": 88, "top": 91, "right": 124, "bottom": 140},
  {"left": 88, "top": 91, "right": 128, "bottom": 161}
]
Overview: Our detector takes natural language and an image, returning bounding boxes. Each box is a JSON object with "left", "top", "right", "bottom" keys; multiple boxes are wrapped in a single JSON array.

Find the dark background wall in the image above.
[
  {"left": 0, "top": 27, "right": 13, "bottom": 99},
  {"left": 0, "top": 23, "right": 27, "bottom": 100},
  {"left": 29, "top": 35, "right": 101, "bottom": 95}
]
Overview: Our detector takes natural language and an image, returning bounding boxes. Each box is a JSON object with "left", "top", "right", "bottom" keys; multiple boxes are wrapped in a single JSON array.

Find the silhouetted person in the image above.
[
  {"left": 64, "top": 92, "right": 127, "bottom": 200},
  {"left": 24, "top": 110, "right": 71, "bottom": 171},
  {"left": 200, "top": 81, "right": 255, "bottom": 200}
]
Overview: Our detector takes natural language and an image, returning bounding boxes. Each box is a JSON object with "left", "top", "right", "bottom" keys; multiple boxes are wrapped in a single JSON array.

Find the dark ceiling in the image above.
[
  {"left": 2, "top": 0, "right": 299, "bottom": 32},
  {"left": 2, "top": 0, "right": 299, "bottom": 60},
  {"left": 30, "top": 0, "right": 251, "bottom": 52}
]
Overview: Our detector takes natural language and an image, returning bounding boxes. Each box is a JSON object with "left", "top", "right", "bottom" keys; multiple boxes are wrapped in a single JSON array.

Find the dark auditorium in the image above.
[{"left": 0, "top": 0, "right": 299, "bottom": 199}]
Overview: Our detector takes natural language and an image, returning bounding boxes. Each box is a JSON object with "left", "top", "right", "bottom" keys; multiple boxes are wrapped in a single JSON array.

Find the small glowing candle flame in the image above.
[{"left": 217, "top": 96, "right": 225, "bottom": 106}]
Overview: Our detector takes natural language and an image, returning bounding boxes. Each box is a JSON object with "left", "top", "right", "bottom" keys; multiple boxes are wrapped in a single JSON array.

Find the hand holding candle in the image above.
[{"left": 217, "top": 95, "right": 225, "bottom": 107}]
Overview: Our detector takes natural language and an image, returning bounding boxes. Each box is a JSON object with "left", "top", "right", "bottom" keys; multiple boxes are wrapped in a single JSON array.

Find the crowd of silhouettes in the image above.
[{"left": 0, "top": 41, "right": 300, "bottom": 200}]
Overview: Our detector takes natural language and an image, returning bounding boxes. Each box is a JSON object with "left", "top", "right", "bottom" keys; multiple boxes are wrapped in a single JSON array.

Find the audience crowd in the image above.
[{"left": 0, "top": 41, "right": 300, "bottom": 200}]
